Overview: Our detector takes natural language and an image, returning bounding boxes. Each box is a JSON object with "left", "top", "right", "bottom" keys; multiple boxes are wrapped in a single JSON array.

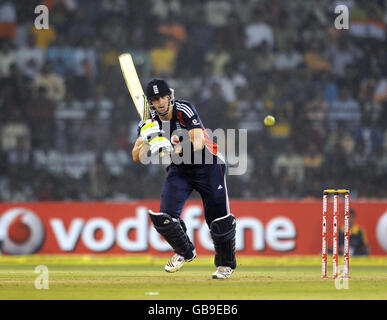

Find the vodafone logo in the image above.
[
  {"left": 376, "top": 211, "right": 387, "bottom": 252},
  {"left": 0, "top": 208, "right": 45, "bottom": 254},
  {"left": 0, "top": 205, "right": 298, "bottom": 254},
  {"left": 48, "top": 206, "right": 296, "bottom": 253}
]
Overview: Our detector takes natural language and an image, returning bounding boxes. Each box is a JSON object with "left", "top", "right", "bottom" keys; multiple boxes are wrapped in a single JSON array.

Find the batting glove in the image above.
[
  {"left": 149, "top": 136, "right": 174, "bottom": 156},
  {"left": 139, "top": 119, "right": 160, "bottom": 143}
]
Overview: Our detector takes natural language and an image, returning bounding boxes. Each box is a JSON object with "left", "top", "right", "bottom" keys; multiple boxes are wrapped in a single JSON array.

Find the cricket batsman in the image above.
[{"left": 131, "top": 79, "right": 236, "bottom": 279}]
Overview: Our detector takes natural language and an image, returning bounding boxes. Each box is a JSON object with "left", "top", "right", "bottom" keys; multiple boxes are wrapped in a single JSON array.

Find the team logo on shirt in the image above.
[
  {"left": 192, "top": 119, "right": 198, "bottom": 125},
  {"left": 171, "top": 135, "right": 180, "bottom": 145}
]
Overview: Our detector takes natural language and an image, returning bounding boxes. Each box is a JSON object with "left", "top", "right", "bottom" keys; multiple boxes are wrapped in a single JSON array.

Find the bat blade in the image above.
[{"left": 118, "top": 53, "right": 150, "bottom": 121}]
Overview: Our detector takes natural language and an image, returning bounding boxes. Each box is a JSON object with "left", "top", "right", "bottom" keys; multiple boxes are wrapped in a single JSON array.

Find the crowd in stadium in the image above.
[{"left": 0, "top": 0, "right": 386, "bottom": 201}]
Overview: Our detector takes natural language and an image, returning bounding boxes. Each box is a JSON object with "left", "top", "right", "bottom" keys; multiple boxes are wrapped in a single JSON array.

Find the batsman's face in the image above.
[{"left": 149, "top": 95, "right": 170, "bottom": 114}]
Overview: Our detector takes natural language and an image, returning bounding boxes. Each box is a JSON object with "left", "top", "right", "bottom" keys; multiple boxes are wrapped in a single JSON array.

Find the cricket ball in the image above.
[{"left": 264, "top": 115, "right": 276, "bottom": 126}]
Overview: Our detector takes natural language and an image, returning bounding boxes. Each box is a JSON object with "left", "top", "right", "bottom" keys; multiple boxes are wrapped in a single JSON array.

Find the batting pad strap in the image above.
[
  {"left": 210, "top": 214, "right": 236, "bottom": 269},
  {"left": 148, "top": 210, "right": 195, "bottom": 260}
]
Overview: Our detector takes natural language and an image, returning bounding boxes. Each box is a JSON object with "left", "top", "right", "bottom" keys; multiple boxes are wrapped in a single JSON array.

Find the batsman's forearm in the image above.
[
  {"left": 189, "top": 128, "right": 205, "bottom": 151},
  {"left": 132, "top": 137, "right": 148, "bottom": 162},
  {"left": 132, "top": 143, "right": 150, "bottom": 162},
  {"left": 132, "top": 145, "right": 141, "bottom": 162},
  {"left": 192, "top": 139, "right": 205, "bottom": 151}
]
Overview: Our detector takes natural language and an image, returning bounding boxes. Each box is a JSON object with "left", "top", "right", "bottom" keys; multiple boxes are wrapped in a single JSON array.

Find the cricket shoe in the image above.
[
  {"left": 165, "top": 251, "right": 196, "bottom": 273},
  {"left": 212, "top": 266, "right": 234, "bottom": 279}
]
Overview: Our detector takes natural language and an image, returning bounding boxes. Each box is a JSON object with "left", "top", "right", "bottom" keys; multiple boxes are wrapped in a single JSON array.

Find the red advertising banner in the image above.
[{"left": 0, "top": 200, "right": 386, "bottom": 255}]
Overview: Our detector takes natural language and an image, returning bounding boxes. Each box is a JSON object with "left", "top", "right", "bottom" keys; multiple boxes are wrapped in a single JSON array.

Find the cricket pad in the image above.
[
  {"left": 210, "top": 214, "right": 237, "bottom": 269},
  {"left": 149, "top": 211, "right": 195, "bottom": 260}
]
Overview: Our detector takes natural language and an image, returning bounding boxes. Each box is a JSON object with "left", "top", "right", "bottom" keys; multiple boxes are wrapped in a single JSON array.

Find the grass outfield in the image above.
[{"left": 0, "top": 255, "right": 386, "bottom": 300}]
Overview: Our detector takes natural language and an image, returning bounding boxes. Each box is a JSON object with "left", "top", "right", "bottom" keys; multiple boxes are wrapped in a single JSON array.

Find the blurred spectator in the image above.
[
  {"left": 214, "top": 63, "right": 247, "bottom": 104},
  {"left": 351, "top": 0, "right": 384, "bottom": 21},
  {"left": 192, "top": 62, "right": 216, "bottom": 102},
  {"left": 87, "top": 159, "right": 111, "bottom": 200},
  {"left": 250, "top": 42, "right": 275, "bottom": 73},
  {"left": 30, "top": 24, "right": 56, "bottom": 50},
  {"left": 149, "top": 37, "right": 177, "bottom": 76},
  {"left": 47, "top": 34, "right": 76, "bottom": 76},
  {"left": 1, "top": 63, "right": 27, "bottom": 110},
  {"left": 157, "top": 12, "right": 187, "bottom": 52},
  {"left": 77, "top": 106, "right": 111, "bottom": 153},
  {"left": 324, "top": 36, "right": 362, "bottom": 78},
  {"left": 6, "top": 135, "right": 31, "bottom": 168},
  {"left": 303, "top": 144, "right": 324, "bottom": 176},
  {"left": 274, "top": 42, "right": 303, "bottom": 71},
  {"left": 234, "top": 86, "right": 265, "bottom": 133},
  {"left": 200, "top": 82, "right": 230, "bottom": 130},
  {"left": 73, "top": 38, "right": 97, "bottom": 98},
  {"left": 99, "top": 15, "right": 127, "bottom": 50},
  {"left": 349, "top": 140, "right": 369, "bottom": 170},
  {"left": 33, "top": 62, "right": 66, "bottom": 101},
  {"left": 32, "top": 139, "right": 62, "bottom": 176},
  {"left": 244, "top": 7, "right": 274, "bottom": 49},
  {"left": 102, "top": 0, "right": 128, "bottom": 14},
  {"left": 358, "top": 76, "right": 381, "bottom": 122},
  {"left": 328, "top": 86, "right": 361, "bottom": 131},
  {"left": 0, "top": 1, "right": 17, "bottom": 39},
  {"left": 0, "top": 40, "right": 15, "bottom": 78},
  {"left": 1, "top": 108, "right": 30, "bottom": 152},
  {"left": 301, "top": 14, "right": 326, "bottom": 44},
  {"left": 325, "top": 122, "right": 355, "bottom": 156},
  {"left": 354, "top": 116, "right": 383, "bottom": 155},
  {"left": 1, "top": 174, "right": 34, "bottom": 202},
  {"left": 16, "top": 33, "right": 45, "bottom": 77},
  {"left": 27, "top": 86, "right": 55, "bottom": 147},
  {"left": 0, "top": 164, "right": 33, "bottom": 201},
  {"left": 205, "top": 40, "right": 231, "bottom": 77},
  {"left": 218, "top": 13, "right": 246, "bottom": 55},
  {"left": 150, "top": 0, "right": 181, "bottom": 21},
  {"left": 61, "top": 138, "right": 96, "bottom": 180},
  {"left": 204, "top": 0, "right": 232, "bottom": 29},
  {"left": 273, "top": 143, "right": 305, "bottom": 184},
  {"left": 103, "top": 139, "right": 131, "bottom": 177},
  {"left": 189, "top": 9, "right": 215, "bottom": 57},
  {"left": 34, "top": 172, "right": 57, "bottom": 201},
  {"left": 273, "top": 10, "right": 299, "bottom": 51},
  {"left": 304, "top": 41, "right": 331, "bottom": 72},
  {"left": 372, "top": 146, "right": 387, "bottom": 178},
  {"left": 323, "top": 141, "right": 349, "bottom": 181},
  {"left": 374, "top": 74, "right": 387, "bottom": 103},
  {"left": 305, "top": 88, "right": 329, "bottom": 138},
  {"left": 175, "top": 38, "right": 202, "bottom": 77},
  {"left": 234, "top": 0, "right": 254, "bottom": 24}
]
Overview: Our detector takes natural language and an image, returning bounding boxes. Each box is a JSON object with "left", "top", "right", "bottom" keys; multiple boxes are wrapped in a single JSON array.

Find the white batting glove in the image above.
[
  {"left": 139, "top": 120, "right": 160, "bottom": 143},
  {"left": 149, "top": 136, "right": 174, "bottom": 156}
]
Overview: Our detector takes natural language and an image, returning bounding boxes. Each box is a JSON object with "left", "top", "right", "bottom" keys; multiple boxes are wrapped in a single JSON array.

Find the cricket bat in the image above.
[
  {"left": 118, "top": 53, "right": 150, "bottom": 121},
  {"left": 119, "top": 53, "right": 168, "bottom": 158}
]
